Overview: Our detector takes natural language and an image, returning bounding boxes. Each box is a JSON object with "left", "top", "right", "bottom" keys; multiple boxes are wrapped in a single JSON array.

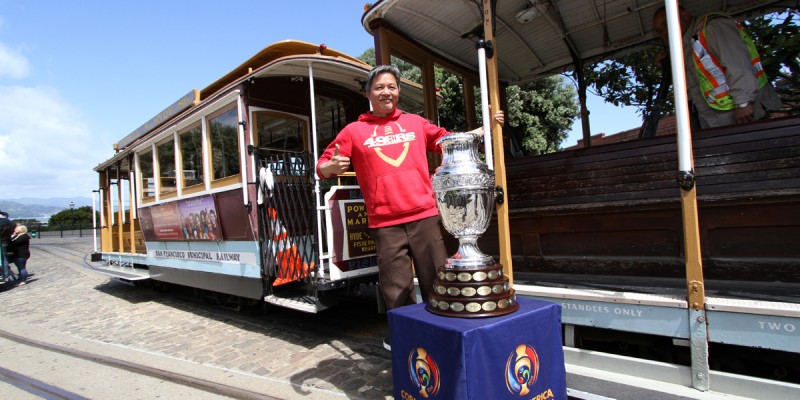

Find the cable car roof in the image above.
[
  {"left": 95, "top": 40, "right": 426, "bottom": 172},
  {"left": 362, "top": 0, "right": 793, "bottom": 83}
]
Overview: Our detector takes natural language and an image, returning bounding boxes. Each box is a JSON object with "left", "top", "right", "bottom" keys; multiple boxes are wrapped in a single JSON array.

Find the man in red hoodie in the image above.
[{"left": 317, "top": 65, "right": 502, "bottom": 350}]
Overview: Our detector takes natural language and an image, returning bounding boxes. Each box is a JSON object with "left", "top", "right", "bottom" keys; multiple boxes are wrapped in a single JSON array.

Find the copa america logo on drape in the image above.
[
  {"left": 408, "top": 347, "right": 441, "bottom": 398},
  {"left": 505, "top": 344, "right": 540, "bottom": 396}
]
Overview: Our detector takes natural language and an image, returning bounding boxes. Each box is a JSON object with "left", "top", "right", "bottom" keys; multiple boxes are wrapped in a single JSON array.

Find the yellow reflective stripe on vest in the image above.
[{"left": 691, "top": 14, "right": 768, "bottom": 111}]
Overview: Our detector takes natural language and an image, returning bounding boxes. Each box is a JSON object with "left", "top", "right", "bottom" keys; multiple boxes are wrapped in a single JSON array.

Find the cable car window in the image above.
[
  {"left": 209, "top": 104, "right": 240, "bottom": 180},
  {"left": 179, "top": 124, "right": 203, "bottom": 187},
  {"left": 313, "top": 96, "right": 347, "bottom": 158},
  {"left": 157, "top": 138, "right": 176, "bottom": 194},
  {"left": 138, "top": 150, "right": 155, "bottom": 199},
  {"left": 256, "top": 112, "right": 305, "bottom": 152}
]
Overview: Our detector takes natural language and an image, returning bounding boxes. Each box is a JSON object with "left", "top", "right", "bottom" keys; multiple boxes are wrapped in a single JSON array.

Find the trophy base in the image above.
[{"left": 426, "top": 263, "right": 519, "bottom": 318}]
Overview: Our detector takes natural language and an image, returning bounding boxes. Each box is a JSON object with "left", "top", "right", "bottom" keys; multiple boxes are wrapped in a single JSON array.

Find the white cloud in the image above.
[
  {"left": 0, "top": 84, "right": 96, "bottom": 198},
  {"left": 0, "top": 37, "right": 96, "bottom": 199},
  {"left": 0, "top": 42, "right": 30, "bottom": 79}
]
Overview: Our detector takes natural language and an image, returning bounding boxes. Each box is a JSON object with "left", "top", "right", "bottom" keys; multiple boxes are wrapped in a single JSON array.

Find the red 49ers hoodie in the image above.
[{"left": 316, "top": 108, "right": 449, "bottom": 228}]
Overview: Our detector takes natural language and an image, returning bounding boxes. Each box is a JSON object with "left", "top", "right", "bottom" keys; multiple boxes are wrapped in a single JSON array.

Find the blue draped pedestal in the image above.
[{"left": 389, "top": 297, "right": 566, "bottom": 399}]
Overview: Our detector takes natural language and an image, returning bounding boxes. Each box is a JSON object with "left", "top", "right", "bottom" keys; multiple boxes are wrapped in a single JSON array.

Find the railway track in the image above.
[{"left": 0, "top": 331, "right": 264, "bottom": 399}]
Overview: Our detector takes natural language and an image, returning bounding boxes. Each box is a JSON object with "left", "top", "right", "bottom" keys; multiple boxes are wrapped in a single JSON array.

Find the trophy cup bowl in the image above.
[{"left": 428, "top": 132, "right": 518, "bottom": 317}]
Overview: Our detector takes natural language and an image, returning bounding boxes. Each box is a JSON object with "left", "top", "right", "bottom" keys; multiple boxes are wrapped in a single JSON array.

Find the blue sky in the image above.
[{"left": 0, "top": 0, "right": 639, "bottom": 200}]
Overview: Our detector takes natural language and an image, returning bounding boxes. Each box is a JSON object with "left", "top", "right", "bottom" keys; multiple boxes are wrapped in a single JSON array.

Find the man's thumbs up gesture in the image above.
[{"left": 320, "top": 144, "right": 351, "bottom": 178}]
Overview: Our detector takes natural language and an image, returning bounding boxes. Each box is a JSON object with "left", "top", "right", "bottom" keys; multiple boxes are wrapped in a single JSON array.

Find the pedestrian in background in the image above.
[
  {"left": 8, "top": 224, "right": 31, "bottom": 286},
  {"left": 0, "top": 210, "right": 16, "bottom": 282}
]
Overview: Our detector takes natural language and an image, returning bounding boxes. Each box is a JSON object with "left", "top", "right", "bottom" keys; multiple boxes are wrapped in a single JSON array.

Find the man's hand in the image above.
[
  {"left": 494, "top": 110, "right": 505, "bottom": 126},
  {"left": 469, "top": 109, "right": 505, "bottom": 136},
  {"left": 320, "top": 144, "right": 350, "bottom": 178},
  {"left": 734, "top": 103, "right": 754, "bottom": 124}
]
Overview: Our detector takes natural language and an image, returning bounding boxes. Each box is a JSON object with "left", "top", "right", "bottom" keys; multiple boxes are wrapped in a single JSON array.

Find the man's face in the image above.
[
  {"left": 653, "top": 9, "right": 691, "bottom": 43},
  {"left": 366, "top": 72, "right": 399, "bottom": 117}
]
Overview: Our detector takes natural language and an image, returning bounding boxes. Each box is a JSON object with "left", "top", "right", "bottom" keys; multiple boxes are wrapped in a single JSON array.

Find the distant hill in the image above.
[{"left": 0, "top": 197, "right": 92, "bottom": 221}]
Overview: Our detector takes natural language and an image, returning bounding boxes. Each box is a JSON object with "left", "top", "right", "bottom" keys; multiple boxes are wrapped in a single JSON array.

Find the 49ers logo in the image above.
[
  {"left": 364, "top": 123, "right": 416, "bottom": 167},
  {"left": 363, "top": 132, "right": 417, "bottom": 147}
]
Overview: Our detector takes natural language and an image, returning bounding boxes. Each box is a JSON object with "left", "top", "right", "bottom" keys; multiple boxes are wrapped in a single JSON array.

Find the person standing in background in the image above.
[
  {"left": 0, "top": 211, "right": 16, "bottom": 282},
  {"left": 8, "top": 225, "right": 31, "bottom": 286}
]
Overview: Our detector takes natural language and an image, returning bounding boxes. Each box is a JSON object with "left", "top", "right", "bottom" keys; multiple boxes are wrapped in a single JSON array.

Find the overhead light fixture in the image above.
[{"left": 516, "top": 5, "right": 540, "bottom": 24}]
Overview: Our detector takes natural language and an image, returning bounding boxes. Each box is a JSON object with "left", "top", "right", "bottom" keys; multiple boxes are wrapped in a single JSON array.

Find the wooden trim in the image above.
[{"left": 210, "top": 174, "right": 242, "bottom": 188}]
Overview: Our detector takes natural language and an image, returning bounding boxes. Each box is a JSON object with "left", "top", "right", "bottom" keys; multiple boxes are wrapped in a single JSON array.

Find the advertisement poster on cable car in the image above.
[
  {"left": 326, "top": 186, "right": 378, "bottom": 272},
  {"left": 177, "top": 195, "right": 220, "bottom": 240},
  {"left": 140, "top": 194, "right": 220, "bottom": 241}
]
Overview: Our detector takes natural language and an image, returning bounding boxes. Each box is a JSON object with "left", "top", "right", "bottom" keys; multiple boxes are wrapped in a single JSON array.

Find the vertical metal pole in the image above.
[
  {"left": 237, "top": 92, "right": 249, "bottom": 206},
  {"left": 309, "top": 62, "right": 326, "bottom": 275},
  {"left": 664, "top": 0, "right": 709, "bottom": 391},
  {"left": 130, "top": 168, "right": 138, "bottom": 220},
  {"left": 481, "top": 0, "right": 514, "bottom": 284},
  {"left": 477, "top": 45, "right": 493, "bottom": 169}
]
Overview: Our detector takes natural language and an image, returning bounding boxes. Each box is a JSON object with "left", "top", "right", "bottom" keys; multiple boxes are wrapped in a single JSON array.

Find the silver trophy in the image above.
[{"left": 428, "top": 133, "right": 517, "bottom": 317}]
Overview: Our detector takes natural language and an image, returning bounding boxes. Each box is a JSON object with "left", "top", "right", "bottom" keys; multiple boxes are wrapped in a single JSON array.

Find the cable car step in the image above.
[
  {"left": 92, "top": 265, "right": 151, "bottom": 281},
  {"left": 264, "top": 294, "right": 329, "bottom": 313}
]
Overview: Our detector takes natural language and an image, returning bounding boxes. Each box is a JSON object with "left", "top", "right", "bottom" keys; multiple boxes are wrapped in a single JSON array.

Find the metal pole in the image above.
[
  {"left": 237, "top": 92, "right": 249, "bottom": 207},
  {"left": 476, "top": 44, "right": 493, "bottom": 169},
  {"left": 664, "top": 0, "right": 708, "bottom": 391},
  {"left": 70, "top": 201, "right": 75, "bottom": 238},
  {"left": 309, "top": 61, "right": 326, "bottom": 275}
]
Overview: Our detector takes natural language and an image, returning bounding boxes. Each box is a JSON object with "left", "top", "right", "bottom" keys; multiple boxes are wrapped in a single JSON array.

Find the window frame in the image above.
[
  {"left": 137, "top": 149, "right": 156, "bottom": 203},
  {"left": 207, "top": 102, "right": 241, "bottom": 187},
  {"left": 156, "top": 136, "right": 178, "bottom": 199},
  {"left": 178, "top": 122, "right": 205, "bottom": 195}
]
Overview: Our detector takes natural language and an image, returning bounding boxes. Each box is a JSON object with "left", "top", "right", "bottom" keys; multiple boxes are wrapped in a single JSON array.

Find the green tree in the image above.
[
  {"left": 748, "top": 12, "right": 800, "bottom": 93},
  {"left": 507, "top": 77, "right": 579, "bottom": 154},
  {"left": 436, "top": 67, "right": 468, "bottom": 132},
  {"left": 582, "top": 47, "right": 666, "bottom": 116},
  {"left": 48, "top": 206, "right": 94, "bottom": 228},
  {"left": 11, "top": 218, "right": 39, "bottom": 226}
]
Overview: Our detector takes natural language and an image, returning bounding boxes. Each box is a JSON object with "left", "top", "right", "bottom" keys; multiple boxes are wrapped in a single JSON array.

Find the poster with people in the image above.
[
  {"left": 140, "top": 194, "right": 221, "bottom": 241},
  {"left": 177, "top": 195, "right": 220, "bottom": 240}
]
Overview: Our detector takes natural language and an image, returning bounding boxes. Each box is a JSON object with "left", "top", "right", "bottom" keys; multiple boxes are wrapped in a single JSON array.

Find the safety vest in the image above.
[{"left": 690, "top": 14, "right": 768, "bottom": 111}]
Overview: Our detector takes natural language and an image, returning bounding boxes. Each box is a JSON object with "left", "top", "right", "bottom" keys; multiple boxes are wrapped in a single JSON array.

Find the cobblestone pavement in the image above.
[{"left": 0, "top": 237, "right": 394, "bottom": 399}]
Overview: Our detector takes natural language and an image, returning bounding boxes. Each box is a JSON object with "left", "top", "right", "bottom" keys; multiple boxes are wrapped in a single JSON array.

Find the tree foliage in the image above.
[
  {"left": 582, "top": 47, "right": 667, "bottom": 116},
  {"left": 48, "top": 206, "right": 94, "bottom": 228},
  {"left": 506, "top": 77, "right": 578, "bottom": 155},
  {"left": 748, "top": 12, "right": 800, "bottom": 92}
]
